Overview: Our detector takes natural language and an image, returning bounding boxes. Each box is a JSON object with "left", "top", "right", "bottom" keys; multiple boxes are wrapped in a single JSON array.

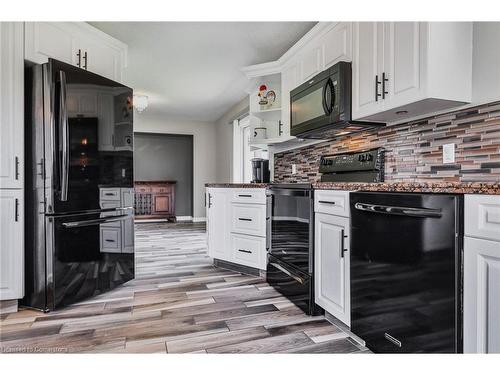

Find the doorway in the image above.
[{"left": 134, "top": 132, "right": 194, "bottom": 219}]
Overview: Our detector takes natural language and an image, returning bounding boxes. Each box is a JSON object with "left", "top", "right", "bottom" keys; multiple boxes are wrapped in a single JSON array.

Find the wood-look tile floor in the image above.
[{"left": 0, "top": 222, "right": 369, "bottom": 354}]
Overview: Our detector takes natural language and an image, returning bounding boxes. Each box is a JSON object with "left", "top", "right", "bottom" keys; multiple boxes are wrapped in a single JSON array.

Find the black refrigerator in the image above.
[{"left": 23, "top": 58, "right": 135, "bottom": 311}]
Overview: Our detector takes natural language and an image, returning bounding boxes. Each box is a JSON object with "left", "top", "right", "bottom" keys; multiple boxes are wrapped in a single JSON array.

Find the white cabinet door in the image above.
[
  {"left": 464, "top": 237, "right": 500, "bottom": 353},
  {"left": 321, "top": 22, "right": 352, "bottom": 69},
  {"left": 383, "top": 22, "right": 422, "bottom": 110},
  {"left": 299, "top": 45, "right": 323, "bottom": 83},
  {"left": 24, "top": 22, "right": 78, "bottom": 65},
  {"left": 79, "top": 36, "right": 122, "bottom": 82},
  {"left": 280, "top": 62, "right": 299, "bottom": 137},
  {"left": 352, "top": 22, "right": 384, "bottom": 119},
  {"left": 0, "top": 22, "right": 24, "bottom": 190},
  {"left": 0, "top": 190, "right": 24, "bottom": 300},
  {"left": 314, "top": 213, "right": 350, "bottom": 326},
  {"left": 207, "top": 189, "right": 231, "bottom": 262}
]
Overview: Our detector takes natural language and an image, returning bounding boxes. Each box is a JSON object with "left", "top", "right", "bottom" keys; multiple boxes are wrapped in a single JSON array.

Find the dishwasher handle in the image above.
[{"left": 354, "top": 202, "right": 442, "bottom": 218}]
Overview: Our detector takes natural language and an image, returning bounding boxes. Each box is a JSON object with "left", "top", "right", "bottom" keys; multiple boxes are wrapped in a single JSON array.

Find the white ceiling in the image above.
[{"left": 89, "top": 22, "right": 316, "bottom": 122}]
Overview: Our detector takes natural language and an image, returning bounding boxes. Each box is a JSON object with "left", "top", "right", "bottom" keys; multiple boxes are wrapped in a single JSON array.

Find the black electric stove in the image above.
[{"left": 266, "top": 148, "right": 386, "bottom": 316}]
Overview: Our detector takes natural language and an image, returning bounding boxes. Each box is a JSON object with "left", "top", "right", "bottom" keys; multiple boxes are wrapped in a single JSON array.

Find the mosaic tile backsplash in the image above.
[{"left": 273, "top": 102, "right": 500, "bottom": 183}]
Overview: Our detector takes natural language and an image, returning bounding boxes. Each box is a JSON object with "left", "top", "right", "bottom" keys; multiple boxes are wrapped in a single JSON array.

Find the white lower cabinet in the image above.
[
  {"left": 207, "top": 188, "right": 232, "bottom": 261},
  {"left": 231, "top": 233, "right": 266, "bottom": 270},
  {"left": 0, "top": 190, "right": 24, "bottom": 300},
  {"left": 314, "top": 212, "right": 350, "bottom": 326},
  {"left": 207, "top": 188, "right": 267, "bottom": 270},
  {"left": 464, "top": 194, "right": 500, "bottom": 353}
]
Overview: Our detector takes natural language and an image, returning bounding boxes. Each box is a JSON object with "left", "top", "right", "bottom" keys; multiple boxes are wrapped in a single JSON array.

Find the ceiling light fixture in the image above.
[{"left": 133, "top": 95, "right": 149, "bottom": 113}]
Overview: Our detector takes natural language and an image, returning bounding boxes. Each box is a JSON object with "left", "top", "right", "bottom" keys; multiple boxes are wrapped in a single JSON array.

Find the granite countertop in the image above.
[
  {"left": 205, "top": 183, "right": 269, "bottom": 188},
  {"left": 205, "top": 181, "right": 500, "bottom": 194},
  {"left": 313, "top": 181, "right": 500, "bottom": 195}
]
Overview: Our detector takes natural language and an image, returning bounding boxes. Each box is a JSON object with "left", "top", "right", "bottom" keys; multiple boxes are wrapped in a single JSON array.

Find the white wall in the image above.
[
  {"left": 214, "top": 96, "right": 249, "bottom": 183},
  {"left": 134, "top": 114, "right": 217, "bottom": 220}
]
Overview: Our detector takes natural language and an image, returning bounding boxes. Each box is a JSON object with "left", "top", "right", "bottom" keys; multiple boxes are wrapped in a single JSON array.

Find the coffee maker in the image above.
[{"left": 251, "top": 158, "right": 270, "bottom": 183}]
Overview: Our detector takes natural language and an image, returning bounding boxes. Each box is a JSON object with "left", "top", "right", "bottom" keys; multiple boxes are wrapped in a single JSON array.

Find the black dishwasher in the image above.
[{"left": 350, "top": 192, "right": 463, "bottom": 353}]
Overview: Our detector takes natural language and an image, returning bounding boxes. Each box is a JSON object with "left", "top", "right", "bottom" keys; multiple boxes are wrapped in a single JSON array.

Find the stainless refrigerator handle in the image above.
[
  {"left": 270, "top": 262, "right": 305, "bottom": 284},
  {"left": 62, "top": 214, "right": 129, "bottom": 228},
  {"left": 354, "top": 202, "right": 442, "bottom": 218},
  {"left": 59, "top": 70, "right": 69, "bottom": 202}
]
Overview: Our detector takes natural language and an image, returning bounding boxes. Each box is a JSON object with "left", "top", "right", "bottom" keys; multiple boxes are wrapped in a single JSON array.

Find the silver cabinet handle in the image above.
[
  {"left": 105, "top": 239, "right": 115, "bottom": 243},
  {"left": 58, "top": 70, "right": 69, "bottom": 202},
  {"left": 208, "top": 193, "right": 212, "bottom": 208},
  {"left": 238, "top": 218, "right": 252, "bottom": 221},
  {"left": 238, "top": 249, "right": 252, "bottom": 254},
  {"left": 62, "top": 214, "right": 128, "bottom": 228},
  {"left": 318, "top": 200, "right": 336, "bottom": 205},
  {"left": 354, "top": 202, "right": 442, "bottom": 218},
  {"left": 238, "top": 194, "right": 252, "bottom": 197}
]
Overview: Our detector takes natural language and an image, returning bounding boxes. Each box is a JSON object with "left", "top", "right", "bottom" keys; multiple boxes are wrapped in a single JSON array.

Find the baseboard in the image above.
[
  {"left": 192, "top": 217, "right": 206, "bottom": 223},
  {"left": 214, "top": 259, "right": 266, "bottom": 278},
  {"left": 134, "top": 218, "right": 170, "bottom": 223},
  {"left": 176, "top": 216, "right": 193, "bottom": 222},
  {"left": 0, "top": 299, "right": 18, "bottom": 314}
]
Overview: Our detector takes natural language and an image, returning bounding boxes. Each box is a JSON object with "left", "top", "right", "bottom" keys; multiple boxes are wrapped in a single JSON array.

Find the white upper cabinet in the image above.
[
  {"left": 24, "top": 22, "right": 78, "bottom": 65},
  {"left": 472, "top": 22, "right": 500, "bottom": 104},
  {"left": 0, "top": 22, "right": 24, "bottom": 190},
  {"left": 352, "top": 22, "right": 384, "bottom": 118},
  {"left": 321, "top": 22, "right": 352, "bottom": 70},
  {"left": 78, "top": 33, "right": 124, "bottom": 82},
  {"left": 352, "top": 22, "right": 473, "bottom": 123},
  {"left": 25, "top": 22, "right": 127, "bottom": 83},
  {"left": 280, "top": 62, "right": 299, "bottom": 137}
]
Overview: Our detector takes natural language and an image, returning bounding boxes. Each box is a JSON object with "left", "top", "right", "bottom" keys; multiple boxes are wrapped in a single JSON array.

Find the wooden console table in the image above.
[{"left": 134, "top": 181, "right": 176, "bottom": 221}]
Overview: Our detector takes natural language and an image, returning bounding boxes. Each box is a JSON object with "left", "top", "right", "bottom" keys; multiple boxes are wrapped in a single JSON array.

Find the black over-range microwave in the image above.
[{"left": 290, "top": 61, "right": 383, "bottom": 139}]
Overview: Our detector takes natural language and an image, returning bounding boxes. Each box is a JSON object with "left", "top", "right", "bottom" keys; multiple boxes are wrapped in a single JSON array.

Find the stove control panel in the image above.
[{"left": 319, "top": 148, "right": 385, "bottom": 174}]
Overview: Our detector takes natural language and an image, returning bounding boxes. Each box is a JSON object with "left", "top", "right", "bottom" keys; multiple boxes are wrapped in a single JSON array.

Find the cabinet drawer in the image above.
[
  {"left": 135, "top": 186, "right": 152, "bottom": 193},
  {"left": 152, "top": 186, "right": 172, "bottom": 194},
  {"left": 100, "top": 227, "right": 121, "bottom": 253},
  {"left": 230, "top": 233, "right": 266, "bottom": 270},
  {"left": 100, "top": 188, "right": 121, "bottom": 201},
  {"left": 231, "top": 203, "right": 266, "bottom": 237},
  {"left": 314, "top": 190, "right": 350, "bottom": 217},
  {"left": 465, "top": 195, "right": 500, "bottom": 242},
  {"left": 231, "top": 189, "right": 266, "bottom": 205}
]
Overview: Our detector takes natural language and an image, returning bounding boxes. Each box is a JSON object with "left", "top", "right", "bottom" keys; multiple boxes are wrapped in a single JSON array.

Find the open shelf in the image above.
[{"left": 250, "top": 107, "right": 281, "bottom": 121}]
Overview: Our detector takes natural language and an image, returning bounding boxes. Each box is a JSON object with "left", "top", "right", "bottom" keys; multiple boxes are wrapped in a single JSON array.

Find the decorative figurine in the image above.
[{"left": 257, "top": 84, "right": 277, "bottom": 110}]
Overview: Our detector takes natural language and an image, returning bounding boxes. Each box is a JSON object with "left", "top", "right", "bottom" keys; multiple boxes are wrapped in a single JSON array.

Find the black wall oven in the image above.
[
  {"left": 350, "top": 192, "right": 463, "bottom": 353},
  {"left": 267, "top": 184, "right": 322, "bottom": 315}
]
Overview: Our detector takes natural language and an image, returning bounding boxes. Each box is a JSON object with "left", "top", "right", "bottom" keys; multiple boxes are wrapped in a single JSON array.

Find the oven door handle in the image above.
[
  {"left": 270, "top": 262, "right": 305, "bottom": 284},
  {"left": 354, "top": 202, "right": 442, "bottom": 218},
  {"left": 62, "top": 214, "right": 129, "bottom": 228}
]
